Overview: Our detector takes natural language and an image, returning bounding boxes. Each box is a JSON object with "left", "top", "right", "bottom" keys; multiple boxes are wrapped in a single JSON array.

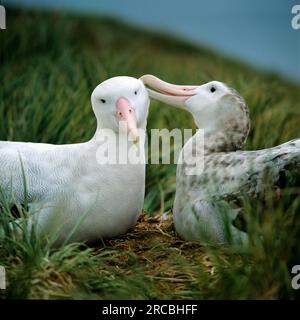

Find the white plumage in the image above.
[
  {"left": 0, "top": 76, "right": 150, "bottom": 245},
  {"left": 142, "top": 75, "right": 300, "bottom": 245}
]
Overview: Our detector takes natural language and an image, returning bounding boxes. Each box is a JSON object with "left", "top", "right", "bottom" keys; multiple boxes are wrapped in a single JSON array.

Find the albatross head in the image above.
[
  {"left": 141, "top": 75, "right": 250, "bottom": 151},
  {"left": 92, "top": 76, "right": 149, "bottom": 143}
]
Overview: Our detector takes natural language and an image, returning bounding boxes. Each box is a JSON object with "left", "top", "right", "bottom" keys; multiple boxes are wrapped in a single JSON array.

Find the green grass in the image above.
[{"left": 0, "top": 8, "right": 300, "bottom": 299}]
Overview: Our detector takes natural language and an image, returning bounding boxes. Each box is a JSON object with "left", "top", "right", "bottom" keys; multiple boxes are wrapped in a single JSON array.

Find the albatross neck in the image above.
[
  {"left": 91, "top": 120, "right": 147, "bottom": 145},
  {"left": 202, "top": 128, "right": 249, "bottom": 154}
]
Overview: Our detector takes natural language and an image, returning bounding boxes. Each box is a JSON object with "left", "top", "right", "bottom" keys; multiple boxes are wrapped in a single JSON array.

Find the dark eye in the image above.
[
  {"left": 134, "top": 90, "right": 138, "bottom": 95},
  {"left": 100, "top": 99, "right": 106, "bottom": 103},
  {"left": 210, "top": 86, "right": 216, "bottom": 93}
]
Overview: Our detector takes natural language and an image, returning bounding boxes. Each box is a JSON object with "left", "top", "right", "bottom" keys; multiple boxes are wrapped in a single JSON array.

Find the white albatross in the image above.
[
  {"left": 141, "top": 75, "right": 300, "bottom": 245},
  {"left": 0, "top": 76, "right": 149, "bottom": 245}
]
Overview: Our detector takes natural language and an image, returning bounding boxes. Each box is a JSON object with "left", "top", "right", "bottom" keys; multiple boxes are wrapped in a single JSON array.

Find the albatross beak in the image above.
[
  {"left": 140, "top": 74, "right": 198, "bottom": 109},
  {"left": 116, "top": 97, "right": 139, "bottom": 144}
]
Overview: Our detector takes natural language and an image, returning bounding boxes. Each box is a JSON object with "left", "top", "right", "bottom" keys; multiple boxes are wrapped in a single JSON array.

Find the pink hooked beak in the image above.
[
  {"left": 116, "top": 97, "right": 139, "bottom": 143},
  {"left": 140, "top": 74, "right": 198, "bottom": 109}
]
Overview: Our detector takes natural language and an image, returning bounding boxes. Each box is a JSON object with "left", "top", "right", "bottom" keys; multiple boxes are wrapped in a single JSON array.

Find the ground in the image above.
[{"left": 0, "top": 9, "right": 300, "bottom": 299}]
